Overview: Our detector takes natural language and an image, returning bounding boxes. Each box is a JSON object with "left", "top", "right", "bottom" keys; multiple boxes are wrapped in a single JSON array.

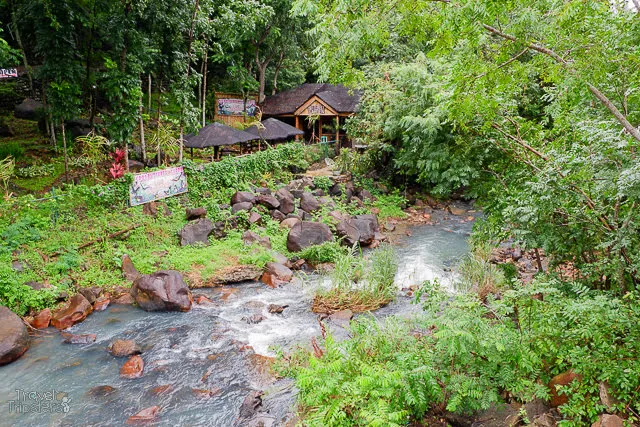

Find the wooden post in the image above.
[
  {"left": 335, "top": 115, "right": 340, "bottom": 151},
  {"left": 318, "top": 116, "right": 323, "bottom": 142},
  {"left": 295, "top": 116, "right": 301, "bottom": 141}
]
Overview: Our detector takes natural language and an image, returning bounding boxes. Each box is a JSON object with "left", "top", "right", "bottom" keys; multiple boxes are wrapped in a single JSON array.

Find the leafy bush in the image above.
[
  {"left": 183, "top": 143, "right": 307, "bottom": 201},
  {"left": 68, "top": 156, "right": 93, "bottom": 168},
  {"left": 313, "top": 176, "right": 333, "bottom": 192},
  {"left": 371, "top": 193, "right": 407, "bottom": 220},
  {"left": 0, "top": 264, "right": 59, "bottom": 316},
  {"left": 0, "top": 141, "right": 25, "bottom": 160},
  {"left": 282, "top": 279, "right": 640, "bottom": 426}
]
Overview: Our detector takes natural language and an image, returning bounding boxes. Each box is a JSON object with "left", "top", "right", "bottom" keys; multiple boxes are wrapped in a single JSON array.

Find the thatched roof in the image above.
[
  {"left": 244, "top": 118, "right": 304, "bottom": 141},
  {"left": 262, "top": 83, "right": 361, "bottom": 116},
  {"left": 184, "top": 122, "right": 256, "bottom": 148}
]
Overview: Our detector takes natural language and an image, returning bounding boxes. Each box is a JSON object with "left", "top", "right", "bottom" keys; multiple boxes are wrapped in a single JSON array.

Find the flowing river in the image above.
[{"left": 0, "top": 208, "right": 475, "bottom": 427}]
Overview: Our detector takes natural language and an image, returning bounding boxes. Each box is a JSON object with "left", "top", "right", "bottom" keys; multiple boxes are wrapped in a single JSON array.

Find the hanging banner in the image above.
[
  {"left": 0, "top": 68, "right": 18, "bottom": 79},
  {"left": 218, "top": 98, "right": 257, "bottom": 116},
  {"left": 129, "top": 167, "right": 187, "bottom": 206}
]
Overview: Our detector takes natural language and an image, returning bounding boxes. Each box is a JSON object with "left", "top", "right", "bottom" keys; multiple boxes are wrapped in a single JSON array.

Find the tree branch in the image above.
[{"left": 482, "top": 24, "right": 640, "bottom": 143}]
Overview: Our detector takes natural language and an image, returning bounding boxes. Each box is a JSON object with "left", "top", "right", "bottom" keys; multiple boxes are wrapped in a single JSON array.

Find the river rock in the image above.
[
  {"left": 271, "top": 209, "right": 286, "bottom": 222},
  {"left": 242, "top": 230, "right": 271, "bottom": 249},
  {"left": 335, "top": 218, "right": 375, "bottom": 246},
  {"left": 261, "top": 262, "right": 293, "bottom": 288},
  {"left": 355, "top": 214, "right": 379, "bottom": 231},
  {"left": 448, "top": 205, "right": 466, "bottom": 216},
  {"left": 238, "top": 391, "right": 264, "bottom": 420},
  {"left": 62, "top": 332, "right": 97, "bottom": 344},
  {"left": 142, "top": 202, "right": 158, "bottom": 217},
  {"left": 231, "top": 191, "right": 256, "bottom": 205},
  {"left": 14, "top": 98, "right": 43, "bottom": 120},
  {"left": 120, "top": 355, "right": 144, "bottom": 379},
  {"left": 242, "top": 314, "right": 265, "bottom": 324},
  {"left": 122, "top": 254, "right": 141, "bottom": 282},
  {"left": 31, "top": 308, "right": 51, "bottom": 329},
  {"left": 286, "top": 221, "right": 333, "bottom": 252},
  {"left": 178, "top": 218, "right": 214, "bottom": 246},
  {"left": 329, "top": 309, "right": 353, "bottom": 328},
  {"left": 127, "top": 406, "right": 160, "bottom": 424},
  {"left": 548, "top": 370, "right": 582, "bottom": 407},
  {"left": 248, "top": 211, "right": 262, "bottom": 225},
  {"left": 232, "top": 202, "right": 253, "bottom": 213},
  {"left": 359, "top": 189, "right": 373, "bottom": 201},
  {"left": 112, "top": 293, "right": 135, "bottom": 305},
  {"left": 267, "top": 304, "right": 288, "bottom": 314},
  {"left": 194, "top": 294, "right": 212, "bottom": 304},
  {"left": 108, "top": 339, "right": 142, "bottom": 357},
  {"left": 256, "top": 194, "right": 280, "bottom": 210},
  {"left": 207, "top": 265, "right": 262, "bottom": 286},
  {"left": 275, "top": 188, "right": 295, "bottom": 214},
  {"left": 79, "top": 287, "right": 102, "bottom": 305},
  {"left": 0, "top": 306, "right": 30, "bottom": 365},
  {"left": 328, "top": 210, "right": 350, "bottom": 223},
  {"left": 299, "top": 192, "right": 320, "bottom": 212},
  {"left": 265, "top": 262, "right": 293, "bottom": 282},
  {"left": 185, "top": 207, "right": 207, "bottom": 220},
  {"left": 280, "top": 217, "right": 300, "bottom": 229},
  {"left": 51, "top": 294, "right": 93, "bottom": 329},
  {"left": 591, "top": 414, "right": 624, "bottom": 427},
  {"left": 93, "top": 297, "right": 110, "bottom": 311},
  {"left": 132, "top": 270, "right": 192, "bottom": 312},
  {"left": 87, "top": 385, "right": 117, "bottom": 398}
]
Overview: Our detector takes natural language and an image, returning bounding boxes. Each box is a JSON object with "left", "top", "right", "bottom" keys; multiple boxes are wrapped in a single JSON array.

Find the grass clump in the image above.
[
  {"left": 312, "top": 244, "right": 398, "bottom": 314},
  {"left": 298, "top": 241, "right": 347, "bottom": 264},
  {"left": 370, "top": 193, "right": 407, "bottom": 221}
]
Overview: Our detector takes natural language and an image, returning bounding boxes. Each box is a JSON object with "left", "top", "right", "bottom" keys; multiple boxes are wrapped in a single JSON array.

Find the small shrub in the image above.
[
  {"left": 0, "top": 141, "right": 25, "bottom": 160},
  {"left": 299, "top": 241, "right": 348, "bottom": 264},
  {"left": 16, "top": 164, "right": 56, "bottom": 178}
]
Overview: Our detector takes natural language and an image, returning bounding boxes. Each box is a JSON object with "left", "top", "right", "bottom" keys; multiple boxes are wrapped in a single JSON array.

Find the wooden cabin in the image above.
[{"left": 260, "top": 84, "right": 361, "bottom": 146}]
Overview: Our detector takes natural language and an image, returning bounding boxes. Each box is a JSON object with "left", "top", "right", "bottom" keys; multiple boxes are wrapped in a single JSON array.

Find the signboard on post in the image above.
[
  {"left": 129, "top": 167, "right": 187, "bottom": 206},
  {"left": 0, "top": 68, "right": 18, "bottom": 79},
  {"left": 217, "top": 98, "right": 256, "bottom": 116}
]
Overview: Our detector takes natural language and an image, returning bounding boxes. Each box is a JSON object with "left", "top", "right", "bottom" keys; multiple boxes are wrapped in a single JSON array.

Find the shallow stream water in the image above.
[{"left": 0, "top": 208, "right": 475, "bottom": 427}]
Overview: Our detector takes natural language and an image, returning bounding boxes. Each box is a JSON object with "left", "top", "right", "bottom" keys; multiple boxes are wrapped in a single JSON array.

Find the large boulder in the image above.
[
  {"left": 131, "top": 270, "right": 193, "bottom": 312},
  {"left": 275, "top": 188, "right": 295, "bottom": 215},
  {"left": 286, "top": 221, "right": 333, "bottom": 252},
  {"left": 242, "top": 230, "right": 271, "bottom": 249},
  {"left": 231, "top": 191, "right": 256, "bottom": 205},
  {"left": 299, "top": 192, "right": 320, "bottom": 213},
  {"left": 14, "top": 99, "right": 43, "bottom": 120},
  {"left": 256, "top": 194, "right": 280, "bottom": 210},
  {"left": 591, "top": 414, "right": 624, "bottom": 427},
  {"left": 51, "top": 294, "right": 93, "bottom": 330},
  {"left": 108, "top": 339, "right": 142, "bottom": 357},
  {"left": 335, "top": 218, "right": 376, "bottom": 246},
  {"left": 65, "top": 119, "right": 92, "bottom": 138},
  {"left": 0, "top": 306, "right": 30, "bottom": 365},
  {"left": 178, "top": 218, "right": 214, "bottom": 246}
]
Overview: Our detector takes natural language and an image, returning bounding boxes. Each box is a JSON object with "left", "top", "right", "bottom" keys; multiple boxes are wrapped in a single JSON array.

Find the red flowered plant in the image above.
[
  {"left": 109, "top": 148, "right": 126, "bottom": 179},
  {"left": 109, "top": 162, "right": 125, "bottom": 179},
  {"left": 110, "top": 148, "right": 125, "bottom": 163}
]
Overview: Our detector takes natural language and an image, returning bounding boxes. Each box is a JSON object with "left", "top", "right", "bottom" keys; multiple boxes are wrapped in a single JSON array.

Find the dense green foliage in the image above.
[
  {"left": 282, "top": 279, "right": 640, "bottom": 426},
  {"left": 0, "top": 144, "right": 308, "bottom": 315},
  {"left": 296, "top": 0, "right": 640, "bottom": 291}
]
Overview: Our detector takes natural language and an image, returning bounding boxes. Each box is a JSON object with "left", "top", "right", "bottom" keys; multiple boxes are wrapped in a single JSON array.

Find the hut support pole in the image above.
[
  {"left": 295, "top": 116, "right": 301, "bottom": 141},
  {"left": 336, "top": 116, "right": 340, "bottom": 153}
]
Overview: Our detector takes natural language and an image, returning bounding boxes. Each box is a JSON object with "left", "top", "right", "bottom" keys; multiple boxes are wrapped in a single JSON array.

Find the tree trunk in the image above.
[
  {"left": 62, "top": 122, "right": 69, "bottom": 183},
  {"left": 255, "top": 56, "right": 271, "bottom": 104},
  {"left": 10, "top": 1, "right": 34, "bottom": 98},
  {"left": 148, "top": 74, "right": 152, "bottom": 111},
  {"left": 139, "top": 92, "right": 146, "bottom": 164},
  {"left": 272, "top": 51, "right": 285, "bottom": 95},
  {"left": 202, "top": 47, "right": 208, "bottom": 127}
]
